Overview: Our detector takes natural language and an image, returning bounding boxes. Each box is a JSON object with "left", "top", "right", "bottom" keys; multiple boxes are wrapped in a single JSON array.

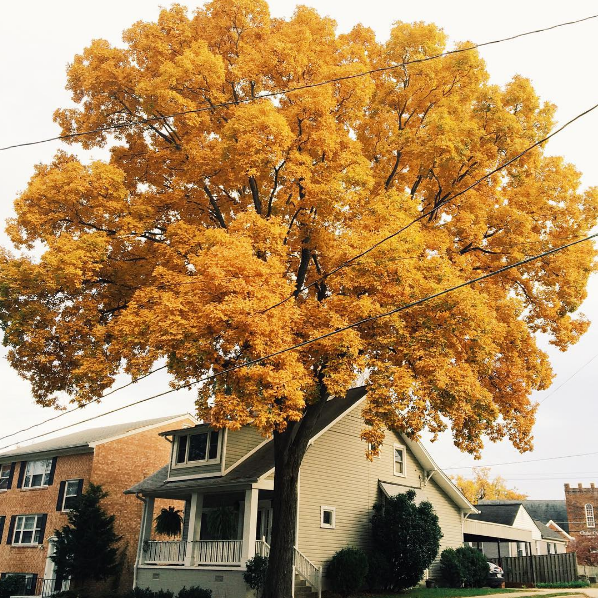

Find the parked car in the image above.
[{"left": 488, "top": 562, "right": 504, "bottom": 588}]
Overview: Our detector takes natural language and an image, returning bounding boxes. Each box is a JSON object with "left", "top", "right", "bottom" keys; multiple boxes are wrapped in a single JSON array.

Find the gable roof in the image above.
[
  {"left": 468, "top": 503, "right": 522, "bottom": 526},
  {"left": 0, "top": 414, "right": 193, "bottom": 462},
  {"left": 477, "top": 499, "right": 570, "bottom": 534},
  {"left": 127, "top": 387, "right": 368, "bottom": 496},
  {"left": 126, "top": 387, "right": 476, "bottom": 514},
  {"left": 534, "top": 519, "right": 567, "bottom": 543}
]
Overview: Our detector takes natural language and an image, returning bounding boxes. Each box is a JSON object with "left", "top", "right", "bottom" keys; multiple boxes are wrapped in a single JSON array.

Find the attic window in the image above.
[{"left": 175, "top": 430, "right": 220, "bottom": 465}]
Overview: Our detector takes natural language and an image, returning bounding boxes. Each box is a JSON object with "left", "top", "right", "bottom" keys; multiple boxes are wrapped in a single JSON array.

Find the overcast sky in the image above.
[{"left": 1, "top": 0, "right": 597, "bottom": 499}]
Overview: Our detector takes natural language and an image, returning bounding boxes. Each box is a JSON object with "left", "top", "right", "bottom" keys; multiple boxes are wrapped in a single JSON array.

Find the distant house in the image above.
[
  {"left": 466, "top": 501, "right": 567, "bottom": 559},
  {"left": 0, "top": 414, "right": 195, "bottom": 596},
  {"left": 127, "top": 388, "right": 477, "bottom": 597}
]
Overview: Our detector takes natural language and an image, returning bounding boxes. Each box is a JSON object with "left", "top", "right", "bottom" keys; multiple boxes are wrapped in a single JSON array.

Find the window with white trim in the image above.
[
  {"left": 62, "top": 480, "right": 81, "bottom": 511},
  {"left": 23, "top": 460, "right": 52, "bottom": 488},
  {"left": 13, "top": 515, "right": 44, "bottom": 545},
  {"left": 0, "top": 463, "right": 11, "bottom": 490},
  {"left": 175, "top": 430, "right": 220, "bottom": 465},
  {"left": 320, "top": 506, "right": 336, "bottom": 529},
  {"left": 586, "top": 504, "right": 595, "bottom": 528},
  {"left": 393, "top": 444, "right": 406, "bottom": 477}
]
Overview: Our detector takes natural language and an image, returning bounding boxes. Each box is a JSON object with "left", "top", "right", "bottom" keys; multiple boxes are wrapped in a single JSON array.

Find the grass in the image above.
[{"left": 351, "top": 589, "right": 586, "bottom": 597}]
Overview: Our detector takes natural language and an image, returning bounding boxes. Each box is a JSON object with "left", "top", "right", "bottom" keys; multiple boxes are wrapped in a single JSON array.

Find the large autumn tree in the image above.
[
  {"left": 453, "top": 467, "right": 527, "bottom": 504},
  {"left": 1, "top": 2, "right": 597, "bottom": 596}
]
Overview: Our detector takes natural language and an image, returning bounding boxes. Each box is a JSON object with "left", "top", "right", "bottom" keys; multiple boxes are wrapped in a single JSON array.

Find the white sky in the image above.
[{"left": 1, "top": 0, "right": 597, "bottom": 499}]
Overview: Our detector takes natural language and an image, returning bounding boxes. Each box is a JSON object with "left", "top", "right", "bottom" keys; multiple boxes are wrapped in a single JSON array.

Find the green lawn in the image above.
[{"left": 351, "top": 589, "right": 584, "bottom": 597}]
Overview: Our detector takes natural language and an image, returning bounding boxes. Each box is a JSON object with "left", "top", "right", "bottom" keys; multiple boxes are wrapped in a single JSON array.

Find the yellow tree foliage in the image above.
[
  {"left": 1, "top": 2, "right": 597, "bottom": 595},
  {"left": 453, "top": 467, "right": 527, "bottom": 504}
]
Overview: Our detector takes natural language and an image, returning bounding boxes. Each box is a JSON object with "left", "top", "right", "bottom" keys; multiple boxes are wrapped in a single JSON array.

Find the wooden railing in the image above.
[
  {"left": 144, "top": 540, "right": 186, "bottom": 564},
  {"left": 294, "top": 547, "right": 322, "bottom": 598},
  {"left": 191, "top": 540, "right": 243, "bottom": 565},
  {"left": 255, "top": 539, "right": 270, "bottom": 557}
]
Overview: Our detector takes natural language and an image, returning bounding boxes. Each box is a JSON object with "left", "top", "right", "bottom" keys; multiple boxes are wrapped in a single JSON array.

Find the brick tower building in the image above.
[{"left": 564, "top": 483, "right": 598, "bottom": 540}]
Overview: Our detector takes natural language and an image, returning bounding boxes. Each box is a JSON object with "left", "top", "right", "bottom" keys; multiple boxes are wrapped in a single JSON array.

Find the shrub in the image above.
[
  {"left": 0, "top": 576, "right": 23, "bottom": 598},
  {"left": 370, "top": 489, "right": 443, "bottom": 590},
  {"left": 327, "top": 547, "right": 369, "bottom": 597},
  {"left": 439, "top": 546, "right": 488, "bottom": 588},
  {"left": 177, "top": 587, "right": 213, "bottom": 598},
  {"left": 536, "top": 580, "right": 590, "bottom": 588},
  {"left": 244, "top": 555, "right": 269, "bottom": 594},
  {"left": 365, "top": 551, "right": 392, "bottom": 591}
]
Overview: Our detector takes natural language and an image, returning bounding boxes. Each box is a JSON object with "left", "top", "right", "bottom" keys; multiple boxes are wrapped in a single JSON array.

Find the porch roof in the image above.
[{"left": 126, "top": 386, "right": 367, "bottom": 497}]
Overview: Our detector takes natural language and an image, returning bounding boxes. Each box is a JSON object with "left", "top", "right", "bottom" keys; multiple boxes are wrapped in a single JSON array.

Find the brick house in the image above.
[
  {"left": 0, "top": 414, "right": 194, "bottom": 595},
  {"left": 564, "top": 483, "right": 598, "bottom": 541}
]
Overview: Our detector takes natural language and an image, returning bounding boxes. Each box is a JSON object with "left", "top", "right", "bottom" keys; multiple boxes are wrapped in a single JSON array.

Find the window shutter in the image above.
[
  {"left": 38, "top": 514, "right": 47, "bottom": 544},
  {"left": 6, "top": 462, "right": 16, "bottom": 490},
  {"left": 56, "top": 481, "right": 66, "bottom": 512},
  {"left": 48, "top": 457, "right": 58, "bottom": 486},
  {"left": 6, "top": 515, "right": 16, "bottom": 545},
  {"left": 76, "top": 478, "right": 84, "bottom": 496},
  {"left": 16, "top": 462, "right": 26, "bottom": 488},
  {"left": 0, "top": 516, "right": 5, "bottom": 543}
]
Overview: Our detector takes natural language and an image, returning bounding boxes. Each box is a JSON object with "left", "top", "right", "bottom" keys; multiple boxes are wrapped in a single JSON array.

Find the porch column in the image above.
[
  {"left": 138, "top": 497, "right": 155, "bottom": 566},
  {"left": 241, "top": 487, "right": 259, "bottom": 564},
  {"left": 185, "top": 493, "right": 203, "bottom": 566}
]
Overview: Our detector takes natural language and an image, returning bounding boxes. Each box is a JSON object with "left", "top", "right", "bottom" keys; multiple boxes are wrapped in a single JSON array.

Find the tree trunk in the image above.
[{"left": 262, "top": 397, "right": 328, "bottom": 598}]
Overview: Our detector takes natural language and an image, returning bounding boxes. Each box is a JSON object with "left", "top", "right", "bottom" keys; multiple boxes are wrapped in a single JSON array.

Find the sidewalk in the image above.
[{"left": 482, "top": 589, "right": 598, "bottom": 598}]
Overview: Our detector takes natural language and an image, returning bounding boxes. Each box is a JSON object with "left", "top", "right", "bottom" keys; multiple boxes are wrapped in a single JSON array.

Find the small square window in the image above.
[
  {"left": 394, "top": 445, "right": 406, "bottom": 477},
  {"left": 320, "top": 506, "right": 336, "bottom": 529}
]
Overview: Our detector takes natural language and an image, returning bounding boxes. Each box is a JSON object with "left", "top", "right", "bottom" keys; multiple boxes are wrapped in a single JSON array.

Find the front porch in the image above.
[{"left": 137, "top": 486, "right": 273, "bottom": 569}]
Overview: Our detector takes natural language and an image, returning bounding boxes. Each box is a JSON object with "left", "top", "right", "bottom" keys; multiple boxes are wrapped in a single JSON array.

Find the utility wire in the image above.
[
  {"left": 538, "top": 352, "right": 598, "bottom": 405},
  {"left": 445, "top": 449, "right": 598, "bottom": 470},
  {"left": 1, "top": 230, "right": 595, "bottom": 452},
  {"left": 0, "top": 365, "right": 168, "bottom": 444},
  {"left": 1, "top": 13, "right": 597, "bottom": 152},
  {"left": 260, "top": 101, "right": 598, "bottom": 314}
]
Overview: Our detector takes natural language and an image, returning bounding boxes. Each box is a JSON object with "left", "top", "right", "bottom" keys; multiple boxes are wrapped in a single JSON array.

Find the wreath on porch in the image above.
[{"left": 154, "top": 506, "right": 183, "bottom": 538}]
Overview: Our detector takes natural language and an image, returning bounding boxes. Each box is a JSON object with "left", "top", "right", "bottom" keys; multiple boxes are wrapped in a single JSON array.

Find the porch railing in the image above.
[
  {"left": 294, "top": 547, "right": 322, "bottom": 598},
  {"left": 144, "top": 540, "right": 187, "bottom": 564},
  {"left": 255, "top": 539, "right": 270, "bottom": 557},
  {"left": 190, "top": 540, "right": 243, "bottom": 565}
]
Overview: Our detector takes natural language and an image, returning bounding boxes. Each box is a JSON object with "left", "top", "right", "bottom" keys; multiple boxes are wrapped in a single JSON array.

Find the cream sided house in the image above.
[{"left": 127, "top": 388, "right": 477, "bottom": 597}]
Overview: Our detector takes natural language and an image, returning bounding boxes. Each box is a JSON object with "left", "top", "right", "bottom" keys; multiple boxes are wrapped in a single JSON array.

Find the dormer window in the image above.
[{"left": 175, "top": 430, "right": 220, "bottom": 465}]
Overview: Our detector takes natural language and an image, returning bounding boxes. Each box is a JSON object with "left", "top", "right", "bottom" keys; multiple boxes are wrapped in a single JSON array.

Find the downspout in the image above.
[{"left": 133, "top": 492, "right": 147, "bottom": 590}]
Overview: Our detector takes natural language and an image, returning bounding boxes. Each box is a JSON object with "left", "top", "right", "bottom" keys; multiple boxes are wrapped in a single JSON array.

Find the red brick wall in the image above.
[
  {"left": 0, "top": 452, "right": 93, "bottom": 579},
  {"left": 90, "top": 419, "right": 194, "bottom": 592},
  {"left": 564, "top": 483, "right": 598, "bottom": 540}
]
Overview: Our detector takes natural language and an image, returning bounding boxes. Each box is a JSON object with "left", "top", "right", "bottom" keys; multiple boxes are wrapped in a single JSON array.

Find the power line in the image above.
[
  {"left": 1, "top": 13, "right": 597, "bottom": 152},
  {"left": 445, "top": 449, "right": 598, "bottom": 470},
  {"left": 260, "top": 101, "right": 598, "bottom": 314},
  {"left": 0, "top": 364, "right": 168, "bottom": 444},
  {"left": 538, "top": 352, "right": 598, "bottom": 405},
  {"left": 1, "top": 230, "right": 595, "bottom": 452}
]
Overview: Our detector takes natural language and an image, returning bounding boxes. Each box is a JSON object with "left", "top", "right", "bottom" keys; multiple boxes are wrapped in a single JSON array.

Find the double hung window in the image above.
[
  {"left": 23, "top": 460, "right": 52, "bottom": 488},
  {"left": 175, "top": 430, "right": 220, "bottom": 465},
  {"left": 393, "top": 444, "right": 406, "bottom": 477},
  {"left": 0, "top": 463, "right": 11, "bottom": 490},
  {"left": 13, "top": 515, "right": 44, "bottom": 545},
  {"left": 586, "top": 504, "right": 595, "bottom": 528},
  {"left": 62, "top": 480, "right": 81, "bottom": 511},
  {"left": 2, "top": 574, "right": 35, "bottom": 595}
]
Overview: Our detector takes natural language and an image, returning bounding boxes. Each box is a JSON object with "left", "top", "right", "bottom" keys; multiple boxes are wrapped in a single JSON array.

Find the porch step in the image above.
[{"left": 294, "top": 575, "right": 317, "bottom": 596}]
